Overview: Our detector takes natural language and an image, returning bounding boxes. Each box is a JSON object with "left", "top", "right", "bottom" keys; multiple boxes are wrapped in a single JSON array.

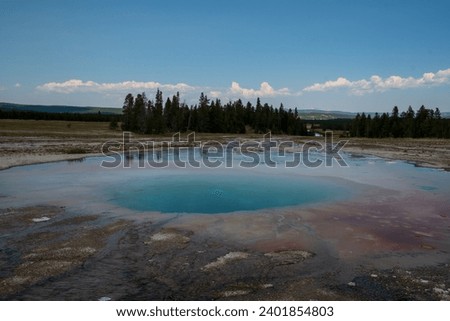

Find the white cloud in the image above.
[
  {"left": 37, "top": 79, "right": 294, "bottom": 102},
  {"left": 303, "top": 68, "right": 450, "bottom": 95},
  {"left": 302, "top": 77, "right": 351, "bottom": 92},
  {"left": 14, "top": 83, "right": 22, "bottom": 88},
  {"left": 36, "top": 79, "right": 196, "bottom": 94},
  {"left": 229, "top": 81, "right": 296, "bottom": 98},
  {"left": 209, "top": 90, "right": 222, "bottom": 98}
]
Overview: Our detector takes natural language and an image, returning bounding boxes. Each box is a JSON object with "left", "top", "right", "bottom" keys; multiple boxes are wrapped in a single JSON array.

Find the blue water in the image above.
[
  {"left": 108, "top": 172, "right": 346, "bottom": 214},
  {"left": 0, "top": 149, "right": 449, "bottom": 215}
]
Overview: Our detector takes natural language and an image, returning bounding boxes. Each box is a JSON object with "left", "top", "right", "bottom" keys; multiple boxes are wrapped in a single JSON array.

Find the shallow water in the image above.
[
  {"left": 0, "top": 149, "right": 449, "bottom": 214},
  {"left": 108, "top": 172, "right": 349, "bottom": 214},
  {"left": 1, "top": 149, "right": 450, "bottom": 300}
]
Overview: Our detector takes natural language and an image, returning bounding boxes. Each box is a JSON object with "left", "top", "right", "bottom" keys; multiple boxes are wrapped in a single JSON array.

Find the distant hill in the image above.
[
  {"left": 298, "top": 109, "right": 450, "bottom": 120},
  {"left": 1, "top": 102, "right": 448, "bottom": 119},
  {"left": 0, "top": 102, "right": 122, "bottom": 115},
  {"left": 296, "top": 109, "right": 356, "bottom": 120}
]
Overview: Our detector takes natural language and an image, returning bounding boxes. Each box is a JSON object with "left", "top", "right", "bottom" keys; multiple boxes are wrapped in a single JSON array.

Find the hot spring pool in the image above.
[
  {"left": 2, "top": 149, "right": 450, "bottom": 301},
  {"left": 107, "top": 172, "right": 348, "bottom": 214},
  {"left": 0, "top": 150, "right": 449, "bottom": 215}
]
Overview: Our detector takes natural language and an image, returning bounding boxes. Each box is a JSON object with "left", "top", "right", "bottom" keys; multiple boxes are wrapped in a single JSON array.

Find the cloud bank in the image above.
[
  {"left": 35, "top": 68, "right": 450, "bottom": 102},
  {"left": 229, "top": 81, "right": 295, "bottom": 98},
  {"left": 303, "top": 68, "right": 450, "bottom": 95},
  {"left": 36, "top": 79, "right": 298, "bottom": 100},
  {"left": 37, "top": 79, "right": 196, "bottom": 94}
]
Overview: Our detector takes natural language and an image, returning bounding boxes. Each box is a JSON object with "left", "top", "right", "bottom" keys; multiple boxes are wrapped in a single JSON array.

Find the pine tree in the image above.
[
  {"left": 164, "top": 97, "right": 172, "bottom": 130},
  {"left": 207, "top": 99, "right": 220, "bottom": 133},
  {"left": 172, "top": 92, "right": 182, "bottom": 131},
  {"left": 121, "top": 93, "right": 134, "bottom": 131},
  {"left": 146, "top": 99, "right": 154, "bottom": 134},
  {"left": 153, "top": 89, "right": 165, "bottom": 134},
  {"left": 415, "top": 105, "right": 429, "bottom": 137},
  {"left": 134, "top": 93, "right": 147, "bottom": 134},
  {"left": 198, "top": 92, "right": 210, "bottom": 132},
  {"left": 391, "top": 106, "right": 402, "bottom": 137},
  {"left": 403, "top": 106, "right": 415, "bottom": 137}
]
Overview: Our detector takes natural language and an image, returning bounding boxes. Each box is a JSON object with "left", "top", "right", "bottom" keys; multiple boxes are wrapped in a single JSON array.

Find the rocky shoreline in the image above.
[{"left": 1, "top": 121, "right": 450, "bottom": 171}]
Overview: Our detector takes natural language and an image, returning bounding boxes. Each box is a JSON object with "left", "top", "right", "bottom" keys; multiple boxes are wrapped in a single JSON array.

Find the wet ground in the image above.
[{"left": 1, "top": 198, "right": 449, "bottom": 300}]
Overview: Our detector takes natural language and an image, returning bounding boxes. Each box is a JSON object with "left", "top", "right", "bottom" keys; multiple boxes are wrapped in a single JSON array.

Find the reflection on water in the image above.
[
  {"left": 0, "top": 150, "right": 449, "bottom": 214},
  {"left": 66, "top": 157, "right": 85, "bottom": 164}
]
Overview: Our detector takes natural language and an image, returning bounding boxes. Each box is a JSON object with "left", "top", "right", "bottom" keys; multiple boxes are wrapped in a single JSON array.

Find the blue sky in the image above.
[{"left": 1, "top": 0, "right": 450, "bottom": 112}]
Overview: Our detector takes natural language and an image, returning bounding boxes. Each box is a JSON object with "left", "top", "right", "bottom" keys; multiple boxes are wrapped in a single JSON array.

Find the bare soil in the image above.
[{"left": 343, "top": 137, "right": 450, "bottom": 170}]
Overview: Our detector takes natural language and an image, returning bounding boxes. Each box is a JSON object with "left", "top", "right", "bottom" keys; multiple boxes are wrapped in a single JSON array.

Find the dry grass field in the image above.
[{"left": 1, "top": 119, "right": 450, "bottom": 170}]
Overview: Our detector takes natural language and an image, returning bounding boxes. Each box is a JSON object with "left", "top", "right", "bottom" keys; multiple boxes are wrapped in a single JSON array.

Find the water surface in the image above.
[{"left": 0, "top": 149, "right": 449, "bottom": 214}]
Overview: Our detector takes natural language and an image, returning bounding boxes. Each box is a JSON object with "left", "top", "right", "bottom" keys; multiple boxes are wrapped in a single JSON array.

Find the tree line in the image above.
[
  {"left": 121, "top": 91, "right": 307, "bottom": 135},
  {"left": 2, "top": 95, "right": 448, "bottom": 139},
  {"left": 350, "top": 105, "right": 450, "bottom": 138}
]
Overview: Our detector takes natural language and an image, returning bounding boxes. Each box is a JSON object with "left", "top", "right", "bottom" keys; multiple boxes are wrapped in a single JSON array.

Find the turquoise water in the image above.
[
  {"left": 108, "top": 172, "right": 346, "bottom": 214},
  {"left": 0, "top": 149, "right": 449, "bottom": 214}
]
